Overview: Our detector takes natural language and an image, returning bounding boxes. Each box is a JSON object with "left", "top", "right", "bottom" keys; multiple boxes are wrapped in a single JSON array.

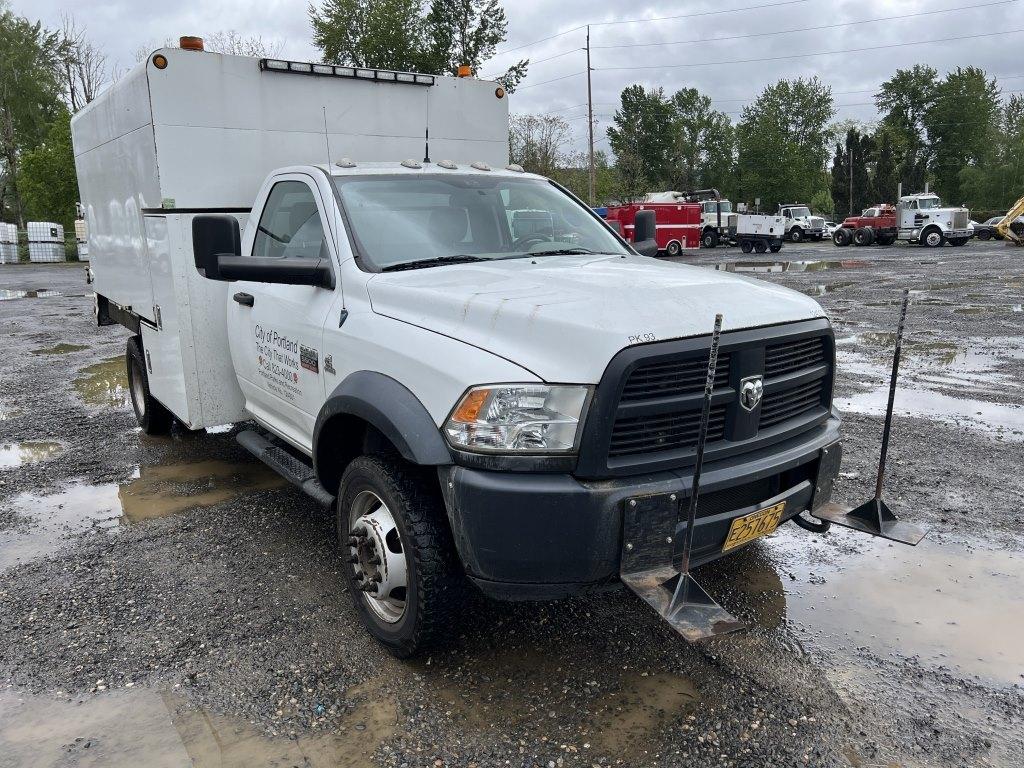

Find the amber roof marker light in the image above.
[
  {"left": 152, "top": 53, "right": 168, "bottom": 69},
  {"left": 457, "top": 64, "right": 472, "bottom": 78},
  {"left": 179, "top": 36, "right": 204, "bottom": 51}
]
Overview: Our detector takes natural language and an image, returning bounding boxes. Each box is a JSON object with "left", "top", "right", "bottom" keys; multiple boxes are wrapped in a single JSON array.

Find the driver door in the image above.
[{"left": 227, "top": 175, "right": 342, "bottom": 452}]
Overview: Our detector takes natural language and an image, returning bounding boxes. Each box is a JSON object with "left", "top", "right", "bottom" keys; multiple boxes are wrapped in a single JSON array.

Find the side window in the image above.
[{"left": 253, "top": 181, "right": 326, "bottom": 259}]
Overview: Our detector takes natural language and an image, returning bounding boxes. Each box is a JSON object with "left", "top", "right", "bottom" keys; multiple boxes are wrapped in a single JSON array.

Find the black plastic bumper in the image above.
[{"left": 438, "top": 413, "right": 842, "bottom": 600}]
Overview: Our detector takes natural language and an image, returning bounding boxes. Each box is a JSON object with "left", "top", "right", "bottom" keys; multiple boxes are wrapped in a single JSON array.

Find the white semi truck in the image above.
[
  {"left": 896, "top": 192, "right": 971, "bottom": 247},
  {"left": 72, "top": 43, "right": 843, "bottom": 657}
]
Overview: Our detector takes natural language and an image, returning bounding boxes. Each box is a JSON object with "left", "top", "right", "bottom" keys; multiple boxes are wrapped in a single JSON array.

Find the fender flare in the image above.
[{"left": 313, "top": 371, "right": 452, "bottom": 483}]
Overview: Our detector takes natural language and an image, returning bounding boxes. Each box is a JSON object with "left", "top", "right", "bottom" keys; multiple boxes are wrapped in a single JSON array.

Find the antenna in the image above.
[
  {"left": 323, "top": 106, "right": 332, "bottom": 167},
  {"left": 423, "top": 127, "right": 430, "bottom": 164}
]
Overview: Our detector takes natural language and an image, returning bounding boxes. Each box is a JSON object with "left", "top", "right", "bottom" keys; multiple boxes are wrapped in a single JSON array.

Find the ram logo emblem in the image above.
[{"left": 739, "top": 375, "right": 764, "bottom": 411}]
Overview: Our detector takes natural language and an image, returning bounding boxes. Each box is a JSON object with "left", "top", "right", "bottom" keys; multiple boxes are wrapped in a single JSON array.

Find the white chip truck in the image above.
[{"left": 72, "top": 42, "right": 843, "bottom": 657}]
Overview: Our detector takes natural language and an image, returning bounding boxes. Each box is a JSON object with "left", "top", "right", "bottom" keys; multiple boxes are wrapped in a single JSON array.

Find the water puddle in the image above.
[
  {"left": 710, "top": 259, "right": 868, "bottom": 274},
  {"left": 33, "top": 343, "right": 87, "bottom": 355},
  {"left": 0, "top": 289, "right": 81, "bottom": 301},
  {"left": 74, "top": 356, "right": 129, "bottom": 409},
  {"left": 759, "top": 526, "right": 1024, "bottom": 686},
  {"left": 0, "top": 687, "right": 392, "bottom": 768},
  {"left": 0, "top": 441, "right": 63, "bottom": 468},
  {"left": 801, "top": 281, "right": 853, "bottom": 296},
  {"left": 0, "top": 459, "right": 285, "bottom": 569}
]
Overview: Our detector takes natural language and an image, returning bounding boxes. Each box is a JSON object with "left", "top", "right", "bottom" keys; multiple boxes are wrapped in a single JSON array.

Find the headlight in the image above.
[{"left": 444, "top": 384, "right": 590, "bottom": 453}]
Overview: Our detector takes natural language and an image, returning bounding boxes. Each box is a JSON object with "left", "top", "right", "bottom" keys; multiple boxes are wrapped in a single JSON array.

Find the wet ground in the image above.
[{"left": 0, "top": 244, "right": 1022, "bottom": 767}]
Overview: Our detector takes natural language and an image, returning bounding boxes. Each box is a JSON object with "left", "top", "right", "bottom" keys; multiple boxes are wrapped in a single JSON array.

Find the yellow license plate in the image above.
[{"left": 722, "top": 501, "right": 786, "bottom": 552}]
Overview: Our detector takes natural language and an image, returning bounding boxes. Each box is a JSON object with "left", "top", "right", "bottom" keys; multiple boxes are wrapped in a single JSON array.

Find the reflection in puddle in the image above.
[
  {"left": 0, "top": 460, "right": 285, "bottom": 569},
  {"left": 763, "top": 526, "right": 1024, "bottom": 685},
  {"left": 801, "top": 281, "right": 853, "bottom": 296},
  {"left": 0, "top": 441, "right": 63, "bottom": 468},
  {"left": 74, "top": 356, "right": 129, "bottom": 408},
  {"left": 0, "top": 289, "right": 81, "bottom": 301},
  {"left": 710, "top": 259, "right": 868, "bottom": 274},
  {"left": 33, "top": 342, "right": 87, "bottom": 355},
  {"left": 0, "top": 687, "right": 392, "bottom": 768}
]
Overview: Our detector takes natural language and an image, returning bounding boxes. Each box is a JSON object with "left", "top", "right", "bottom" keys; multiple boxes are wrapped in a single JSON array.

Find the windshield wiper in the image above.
[
  {"left": 381, "top": 254, "right": 488, "bottom": 272},
  {"left": 520, "top": 247, "right": 596, "bottom": 256}
]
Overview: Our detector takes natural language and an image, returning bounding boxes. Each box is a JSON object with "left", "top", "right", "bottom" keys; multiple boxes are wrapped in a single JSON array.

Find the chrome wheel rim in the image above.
[
  {"left": 926, "top": 231, "right": 942, "bottom": 246},
  {"left": 130, "top": 359, "right": 146, "bottom": 416},
  {"left": 348, "top": 490, "right": 408, "bottom": 623}
]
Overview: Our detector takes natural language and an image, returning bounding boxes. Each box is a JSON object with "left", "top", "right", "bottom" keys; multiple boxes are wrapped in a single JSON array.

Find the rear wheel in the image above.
[
  {"left": 949, "top": 237, "right": 968, "bottom": 247},
  {"left": 922, "top": 227, "right": 945, "bottom": 248},
  {"left": 753, "top": 240, "right": 768, "bottom": 253},
  {"left": 789, "top": 227, "right": 803, "bottom": 243},
  {"left": 853, "top": 227, "right": 875, "bottom": 246},
  {"left": 769, "top": 243, "right": 782, "bottom": 253},
  {"left": 740, "top": 240, "right": 753, "bottom": 254},
  {"left": 665, "top": 240, "right": 682, "bottom": 257},
  {"left": 338, "top": 455, "right": 462, "bottom": 658},
  {"left": 833, "top": 228, "right": 852, "bottom": 247},
  {"left": 126, "top": 336, "right": 172, "bottom": 435},
  {"left": 701, "top": 230, "right": 719, "bottom": 249},
  {"left": 875, "top": 233, "right": 895, "bottom": 246}
]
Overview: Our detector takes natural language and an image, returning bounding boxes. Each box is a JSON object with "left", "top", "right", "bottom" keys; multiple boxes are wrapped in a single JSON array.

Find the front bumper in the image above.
[{"left": 439, "top": 412, "right": 842, "bottom": 600}]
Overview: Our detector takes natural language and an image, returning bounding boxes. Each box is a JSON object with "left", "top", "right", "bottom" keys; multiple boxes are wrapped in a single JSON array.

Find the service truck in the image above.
[
  {"left": 72, "top": 42, "right": 843, "bottom": 657},
  {"left": 778, "top": 204, "right": 825, "bottom": 242}
]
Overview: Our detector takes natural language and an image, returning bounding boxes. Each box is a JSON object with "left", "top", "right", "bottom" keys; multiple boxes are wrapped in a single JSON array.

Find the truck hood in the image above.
[{"left": 366, "top": 254, "right": 826, "bottom": 382}]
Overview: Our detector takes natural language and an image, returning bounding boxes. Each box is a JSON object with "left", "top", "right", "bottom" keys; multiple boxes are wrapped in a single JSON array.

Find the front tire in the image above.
[
  {"left": 701, "top": 230, "right": 719, "bottom": 249},
  {"left": 978, "top": 230, "right": 991, "bottom": 240},
  {"left": 126, "top": 336, "right": 172, "bottom": 435},
  {"left": 789, "top": 227, "right": 803, "bottom": 243},
  {"left": 922, "top": 227, "right": 945, "bottom": 248},
  {"left": 338, "top": 456, "right": 462, "bottom": 658}
]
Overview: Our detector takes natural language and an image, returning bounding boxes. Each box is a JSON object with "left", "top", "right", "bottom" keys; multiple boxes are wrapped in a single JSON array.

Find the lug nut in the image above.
[
  {"left": 372, "top": 573, "right": 383, "bottom": 583},
  {"left": 367, "top": 555, "right": 381, "bottom": 565},
  {"left": 352, "top": 525, "right": 368, "bottom": 537},
  {"left": 359, "top": 582, "right": 378, "bottom": 593}
]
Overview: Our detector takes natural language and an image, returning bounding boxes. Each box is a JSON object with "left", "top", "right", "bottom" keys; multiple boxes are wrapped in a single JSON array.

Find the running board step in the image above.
[{"left": 237, "top": 429, "right": 335, "bottom": 508}]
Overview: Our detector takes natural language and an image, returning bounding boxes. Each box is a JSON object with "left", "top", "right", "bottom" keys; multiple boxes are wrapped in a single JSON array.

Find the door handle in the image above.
[{"left": 233, "top": 292, "right": 254, "bottom": 307}]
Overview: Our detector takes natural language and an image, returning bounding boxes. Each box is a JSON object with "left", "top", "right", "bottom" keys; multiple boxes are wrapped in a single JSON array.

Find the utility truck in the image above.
[
  {"left": 778, "top": 204, "right": 825, "bottom": 242},
  {"left": 72, "top": 42, "right": 843, "bottom": 657}
]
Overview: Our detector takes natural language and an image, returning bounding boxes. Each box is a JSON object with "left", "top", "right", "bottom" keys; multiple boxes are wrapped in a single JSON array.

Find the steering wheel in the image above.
[{"left": 512, "top": 234, "right": 551, "bottom": 251}]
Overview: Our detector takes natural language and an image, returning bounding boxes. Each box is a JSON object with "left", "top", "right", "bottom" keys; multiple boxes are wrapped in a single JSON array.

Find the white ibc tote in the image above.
[
  {"left": 74, "top": 218, "right": 89, "bottom": 260},
  {"left": 0, "top": 223, "right": 17, "bottom": 264},
  {"left": 27, "top": 221, "right": 65, "bottom": 263}
]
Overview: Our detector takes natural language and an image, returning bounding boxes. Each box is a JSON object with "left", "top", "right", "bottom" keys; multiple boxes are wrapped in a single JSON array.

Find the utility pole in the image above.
[
  {"left": 586, "top": 25, "right": 596, "bottom": 206},
  {"left": 848, "top": 140, "right": 853, "bottom": 216}
]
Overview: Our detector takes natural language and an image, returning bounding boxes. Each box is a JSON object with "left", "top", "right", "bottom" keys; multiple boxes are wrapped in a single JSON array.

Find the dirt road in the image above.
[{"left": 1, "top": 241, "right": 1021, "bottom": 767}]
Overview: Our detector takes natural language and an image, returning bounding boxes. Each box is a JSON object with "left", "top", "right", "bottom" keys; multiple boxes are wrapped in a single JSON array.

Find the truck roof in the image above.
[{"left": 321, "top": 161, "right": 545, "bottom": 181}]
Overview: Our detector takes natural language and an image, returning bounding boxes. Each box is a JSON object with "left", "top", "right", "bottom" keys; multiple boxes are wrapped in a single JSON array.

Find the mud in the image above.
[{"left": 1, "top": 244, "right": 1023, "bottom": 767}]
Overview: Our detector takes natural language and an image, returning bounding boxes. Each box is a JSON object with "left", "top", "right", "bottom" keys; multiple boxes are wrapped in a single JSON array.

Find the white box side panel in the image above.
[
  {"left": 141, "top": 215, "right": 193, "bottom": 423},
  {"left": 173, "top": 214, "right": 249, "bottom": 428},
  {"left": 426, "top": 77, "right": 509, "bottom": 167}
]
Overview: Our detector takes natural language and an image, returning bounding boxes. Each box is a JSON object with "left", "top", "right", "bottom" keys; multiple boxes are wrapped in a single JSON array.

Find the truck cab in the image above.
[
  {"left": 72, "top": 45, "right": 843, "bottom": 657},
  {"left": 896, "top": 193, "right": 971, "bottom": 247},
  {"left": 777, "top": 204, "right": 825, "bottom": 242}
]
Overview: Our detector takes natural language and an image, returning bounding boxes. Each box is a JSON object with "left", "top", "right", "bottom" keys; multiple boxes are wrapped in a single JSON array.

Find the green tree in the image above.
[
  {"left": 0, "top": 7, "right": 65, "bottom": 224},
  {"left": 17, "top": 106, "right": 77, "bottom": 230},
  {"left": 959, "top": 93, "right": 1024, "bottom": 210},
  {"left": 308, "top": 0, "right": 527, "bottom": 90},
  {"left": 875, "top": 65, "right": 937, "bottom": 193},
  {"left": 736, "top": 77, "right": 834, "bottom": 209},
  {"left": 606, "top": 85, "right": 675, "bottom": 198},
  {"left": 871, "top": 126, "right": 900, "bottom": 204},
  {"left": 810, "top": 188, "right": 834, "bottom": 217},
  {"left": 924, "top": 66, "right": 1000, "bottom": 205},
  {"left": 667, "top": 87, "right": 735, "bottom": 194},
  {"left": 830, "top": 128, "right": 873, "bottom": 216},
  {"left": 509, "top": 113, "right": 568, "bottom": 178}
]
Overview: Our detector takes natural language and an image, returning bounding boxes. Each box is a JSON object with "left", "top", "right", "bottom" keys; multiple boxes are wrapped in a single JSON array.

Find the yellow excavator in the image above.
[{"left": 995, "top": 194, "right": 1024, "bottom": 245}]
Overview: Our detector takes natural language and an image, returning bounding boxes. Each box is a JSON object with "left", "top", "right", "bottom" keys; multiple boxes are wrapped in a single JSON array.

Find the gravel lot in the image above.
[{"left": 0, "top": 240, "right": 1022, "bottom": 768}]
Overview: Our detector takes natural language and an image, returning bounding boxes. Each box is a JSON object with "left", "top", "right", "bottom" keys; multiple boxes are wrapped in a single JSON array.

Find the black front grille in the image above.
[
  {"left": 609, "top": 405, "right": 726, "bottom": 457},
  {"left": 621, "top": 354, "right": 731, "bottom": 402},
  {"left": 576, "top": 319, "right": 834, "bottom": 478},
  {"left": 764, "top": 336, "right": 826, "bottom": 377}
]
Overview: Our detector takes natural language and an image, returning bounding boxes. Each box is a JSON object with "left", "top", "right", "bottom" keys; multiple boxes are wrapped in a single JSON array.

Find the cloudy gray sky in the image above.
[{"left": 19, "top": 0, "right": 1024, "bottom": 155}]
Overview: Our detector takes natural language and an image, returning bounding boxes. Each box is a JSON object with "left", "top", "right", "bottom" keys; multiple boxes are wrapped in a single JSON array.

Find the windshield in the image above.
[
  {"left": 789, "top": 207, "right": 811, "bottom": 218},
  {"left": 333, "top": 174, "right": 630, "bottom": 270},
  {"left": 917, "top": 197, "right": 942, "bottom": 210}
]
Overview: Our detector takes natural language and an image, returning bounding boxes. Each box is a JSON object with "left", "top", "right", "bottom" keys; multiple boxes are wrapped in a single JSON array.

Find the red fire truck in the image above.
[{"left": 604, "top": 201, "right": 701, "bottom": 256}]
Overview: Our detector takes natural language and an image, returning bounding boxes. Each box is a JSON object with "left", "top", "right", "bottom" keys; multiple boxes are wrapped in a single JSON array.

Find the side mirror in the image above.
[
  {"left": 216, "top": 255, "right": 335, "bottom": 289},
  {"left": 192, "top": 215, "right": 241, "bottom": 279},
  {"left": 633, "top": 210, "right": 658, "bottom": 257}
]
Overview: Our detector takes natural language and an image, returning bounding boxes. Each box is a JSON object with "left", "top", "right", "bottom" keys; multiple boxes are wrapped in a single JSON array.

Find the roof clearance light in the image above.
[
  {"left": 356, "top": 69, "right": 375, "bottom": 79},
  {"left": 257, "top": 59, "right": 435, "bottom": 85},
  {"left": 289, "top": 62, "right": 313, "bottom": 73},
  {"left": 313, "top": 64, "right": 333, "bottom": 75},
  {"left": 471, "top": 162, "right": 491, "bottom": 171},
  {"left": 264, "top": 59, "right": 289, "bottom": 71},
  {"left": 437, "top": 160, "right": 458, "bottom": 170}
]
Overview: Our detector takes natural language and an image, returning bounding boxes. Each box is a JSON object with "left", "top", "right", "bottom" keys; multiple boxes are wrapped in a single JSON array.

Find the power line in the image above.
[
  {"left": 589, "top": 0, "right": 1017, "bottom": 52},
  {"left": 517, "top": 71, "right": 587, "bottom": 91},
  {"left": 597, "top": 28, "right": 1024, "bottom": 72},
  {"left": 490, "top": 0, "right": 811, "bottom": 58}
]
